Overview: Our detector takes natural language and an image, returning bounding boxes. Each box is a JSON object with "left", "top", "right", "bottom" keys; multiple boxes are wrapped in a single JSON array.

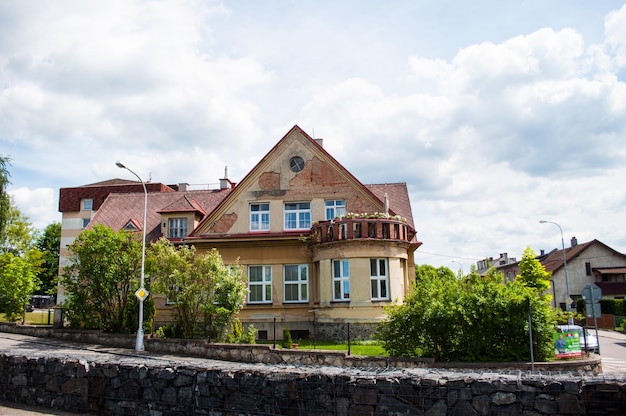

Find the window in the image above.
[
  {"left": 248, "top": 265, "right": 272, "bottom": 303},
  {"left": 370, "top": 258, "right": 389, "bottom": 300},
  {"left": 81, "top": 218, "right": 90, "bottom": 228},
  {"left": 82, "top": 199, "right": 93, "bottom": 211},
  {"left": 165, "top": 284, "right": 180, "bottom": 305},
  {"left": 585, "top": 262, "right": 592, "bottom": 276},
  {"left": 168, "top": 218, "right": 188, "bottom": 238},
  {"left": 250, "top": 203, "right": 270, "bottom": 231},
  {"left": 332, "top": 259, "right": 350, "bottom": 301},
  {"left": 284, "top": 202, "right": 311, "bottom": 230},
  {"left": 325, "top": 200, "right": 346, "bottom": 220},
  {"left": 284, "top": 264, "right": 308, "bottom": 302}
]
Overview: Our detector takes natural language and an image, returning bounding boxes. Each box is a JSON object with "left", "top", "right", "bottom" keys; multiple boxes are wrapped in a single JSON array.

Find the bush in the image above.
[
  {"left": 282, "top": 326, "right": 293, "bottom": 349},
  {"left": 226, "top": 318, "right": 257, "bottom": 344}
]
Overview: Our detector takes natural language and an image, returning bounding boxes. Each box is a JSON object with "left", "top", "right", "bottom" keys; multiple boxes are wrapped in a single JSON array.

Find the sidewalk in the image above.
[{"left": 596, "top": 329, "right": 626, "bottom": 340}]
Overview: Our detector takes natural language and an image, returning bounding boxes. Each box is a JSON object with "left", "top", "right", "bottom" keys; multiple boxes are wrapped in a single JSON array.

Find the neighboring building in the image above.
[
  {"left": 62, "top": 126, "right": 421, "bottom": 340},
  {"left": 541, "top": 238, "right": 626, "bottom": 310},
  {"left": 476, "top": 253, "right": 518, "bottom": 281},
  {"left": 56, "top": 179, "right": 177, "bottom": 304}
]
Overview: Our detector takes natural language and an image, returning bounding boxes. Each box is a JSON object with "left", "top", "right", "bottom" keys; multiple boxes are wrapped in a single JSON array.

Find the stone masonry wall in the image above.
[{"left": 1, "top": 353, "right": 626, "bottom": 416}]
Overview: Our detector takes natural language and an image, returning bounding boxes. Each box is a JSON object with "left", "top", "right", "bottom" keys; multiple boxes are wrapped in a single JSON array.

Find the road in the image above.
[
  {"left": 0, "top": 329, "right": 625, "bottom": 415},
  {"left": 596, "top": 328, "right": 626, "bottom": 373}
]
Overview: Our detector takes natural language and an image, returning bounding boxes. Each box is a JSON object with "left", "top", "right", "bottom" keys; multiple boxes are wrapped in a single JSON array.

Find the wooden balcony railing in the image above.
[{"left": 309, "top": 218, "right": 415, "bottom": 245}]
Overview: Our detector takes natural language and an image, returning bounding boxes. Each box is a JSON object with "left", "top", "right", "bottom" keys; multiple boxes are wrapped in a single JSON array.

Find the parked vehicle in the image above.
[{"left": 556, "top": 324, "right": 599, "bottom": 353}]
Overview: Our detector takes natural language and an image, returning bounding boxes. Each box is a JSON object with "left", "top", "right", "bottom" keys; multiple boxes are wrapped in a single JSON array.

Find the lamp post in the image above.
[
  {"left": 539, "top": 220, "right": 572, "bottom": 324},
  {"left": 116, "top": 161, "right": 148, "bottom": 351},
  {"left": 451, "top": 260, "right": 464, "bottom": 277}
]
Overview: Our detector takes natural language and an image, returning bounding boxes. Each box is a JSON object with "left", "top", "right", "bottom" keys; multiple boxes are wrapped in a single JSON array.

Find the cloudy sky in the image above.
[{"left": 2, "top": 1, "right": 626, "bottom": 270}]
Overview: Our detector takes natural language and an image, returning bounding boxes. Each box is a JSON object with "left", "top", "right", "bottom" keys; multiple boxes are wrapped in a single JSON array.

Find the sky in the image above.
[{"left": 2, "top": 1, "right": 626, "bottom": 270}]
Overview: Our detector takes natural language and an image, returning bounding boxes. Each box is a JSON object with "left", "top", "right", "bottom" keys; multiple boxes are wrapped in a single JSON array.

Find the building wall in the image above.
[{"left": 551, "top": 244, "right": 626, "bottom": 308}]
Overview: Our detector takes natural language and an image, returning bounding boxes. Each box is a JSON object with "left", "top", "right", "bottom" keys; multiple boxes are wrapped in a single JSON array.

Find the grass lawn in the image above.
[
  {"left": 0, "top": 309, "right": 55, "bottom": 325},
  {"left": 260, "top": 339, "right": 388, "bottom": 357}
]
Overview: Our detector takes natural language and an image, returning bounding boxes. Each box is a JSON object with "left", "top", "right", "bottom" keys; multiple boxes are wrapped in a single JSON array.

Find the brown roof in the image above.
[
  {"left": 87, "top": 189, "right": 231, "bottom": 242},
  {"left": 541, "top": 239, "right": 626, "bottom": 273},
  {"left": 365, "top": 183, "right": 415, "bottom": 229},
  {"left": 59, "top": 180, "right": 175, "bottom": 212}
]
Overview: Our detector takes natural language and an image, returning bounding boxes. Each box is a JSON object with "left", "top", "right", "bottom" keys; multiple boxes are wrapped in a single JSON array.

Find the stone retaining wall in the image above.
[
  {"left": 0, "top": 323, "right": 602, "bottom": 374},
  {"left": 1, "top": 354, "right": 625, "bottom": 415}
]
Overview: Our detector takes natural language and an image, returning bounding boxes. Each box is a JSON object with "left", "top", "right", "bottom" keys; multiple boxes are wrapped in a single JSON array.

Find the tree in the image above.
[
  {"left": 0, "top": 194, "right": 43, "bottom": 321},
  {"left": 147, "top": 239, "right": 248, "bottom": 339},
  {"left": 376, "top": 263, "right": 557, "bottom": 362},
  {"left": 516, "top": 247, "right": 551, "bottom": 293},
  {"left": 60, "top": 224, "right": 148, "bottom": 332},
  {"left": 35, "top": 222, "right": 61, "bottom": 296},
  {"left": 0, "top": 155, "right": 11, "bottom": 242}
]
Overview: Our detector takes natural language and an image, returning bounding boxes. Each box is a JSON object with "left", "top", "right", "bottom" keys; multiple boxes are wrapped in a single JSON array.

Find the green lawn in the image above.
[
  {"left": 0, "top": 309, "right": 55, "bottom": 325},
  {"left": 260, "top": 339, "right": 388, "bottom": 356}
]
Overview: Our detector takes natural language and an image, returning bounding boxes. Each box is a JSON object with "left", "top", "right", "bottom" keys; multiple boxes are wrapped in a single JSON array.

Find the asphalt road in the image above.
[{"left": 1, "top": 329, "right": 625, "bottom": 415}]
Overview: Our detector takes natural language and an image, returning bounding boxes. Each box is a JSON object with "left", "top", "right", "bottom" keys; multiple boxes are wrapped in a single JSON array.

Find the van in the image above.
[{"left": 556, "top": 324, "right": 598, "bottom": 353}]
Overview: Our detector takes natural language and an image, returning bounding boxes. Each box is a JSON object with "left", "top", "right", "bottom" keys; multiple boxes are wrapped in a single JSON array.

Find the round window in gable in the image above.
[{"left": 289, "top": 156, "right": 305, "bottom": 172}]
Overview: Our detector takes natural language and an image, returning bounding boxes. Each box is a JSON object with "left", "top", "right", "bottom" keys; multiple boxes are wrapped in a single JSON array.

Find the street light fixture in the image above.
[
  {"left": 116, "top": 161, "right": 148, "bottom": 352},
  {"left": 451, "top": 260, "right": 464, "bottom": 277},
  {"left": 539, "top": 220, "right": 572, "bottom": 324}
]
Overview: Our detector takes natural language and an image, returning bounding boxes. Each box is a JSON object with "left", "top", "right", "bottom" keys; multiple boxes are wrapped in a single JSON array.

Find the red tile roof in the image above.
[
  {"left": 365, "top": 183, "right": 415, "bottom": 229},
  {"left": 87, "top": 189, "right": 231, "bottom": 242},
  {"left": 540, "top": 239, "right": 626, "bottom": 273}
]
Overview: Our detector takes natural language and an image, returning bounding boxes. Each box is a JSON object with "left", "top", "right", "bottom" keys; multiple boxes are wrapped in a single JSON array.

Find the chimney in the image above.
[
  {"left": 178, "top": 183, "right": 189, "bottom": 192},
  {"left": 571, "top": 236, "right": 578, "bottom": 247},
  {"left": 315, "top": 138, "right": 324, "bottom": 147},
  {"left": 540, "top": 249, "right": 545, "bottom": 256},
  {"left": 220, "top": 166, "right": 231, "bottom": 190}
]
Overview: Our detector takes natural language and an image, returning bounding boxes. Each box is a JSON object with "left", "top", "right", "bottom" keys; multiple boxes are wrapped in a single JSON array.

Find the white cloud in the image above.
[
  {"left": 2, "top": 1, "right": 626, "bottom": 269},
  {"left": 8, "top": 187, "right": 60, "bottom": 231}
]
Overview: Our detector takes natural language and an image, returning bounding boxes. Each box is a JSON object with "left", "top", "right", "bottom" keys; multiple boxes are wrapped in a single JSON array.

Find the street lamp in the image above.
[
  {"left": 539, "top": 220, "right": 572, "bottom": 324},
  {"left": 116, "top": 161, "right": 148, "bottom": 352},
  {"left": 451, "top": 260, "right": 464, "bottom": 277}
]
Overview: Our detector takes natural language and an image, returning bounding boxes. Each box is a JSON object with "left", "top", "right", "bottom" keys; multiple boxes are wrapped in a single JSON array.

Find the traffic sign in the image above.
[
  {"left": 582, "top": 284, "right": 602, "bottom": 303},
  {"left": 135, "top": 287, "right": 149, "bottom": 301}
]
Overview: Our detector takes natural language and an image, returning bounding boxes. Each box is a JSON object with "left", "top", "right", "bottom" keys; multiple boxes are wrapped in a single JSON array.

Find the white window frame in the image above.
[
  {"left": 165, "top": 284, "right": 180, "bottom": 305},
  {"left": 168, "top": 217, "right": 188, "bottom": 238},
  {"left": 325, "top": 200, "right": 346, "bottom": 220},
  {"left": 82, "top": 198, "right": 93, "bottom": 211},
  {"left": 284, "top": 202, "right": 311, "bottom": 230},
  {"left": 248, "top": 265, "right": 272, "bottom": 303},
  {"left": 370, "top": 258, "right": 389, "bottom": 300},
  {"left": 332, "top": 259, "right": 350, "bottom": 301},
  {"left": 284, "top": 264, "right": 308, "bottom": 303},
  {"left": 250, "top": 203, "right": 270, "bottom": 231}
]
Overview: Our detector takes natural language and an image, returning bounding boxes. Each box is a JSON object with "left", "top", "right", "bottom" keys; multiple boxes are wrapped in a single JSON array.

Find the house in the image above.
[
  {"left": 61, "top": 126, "right": 421, "bottom": 340},
  {"left": 476, "top": 252, "right": 518, "bottom": 281},
  {"left": 541, "top": 238, "right": 626, "bottom": 310},
  {"left": 56, "top": 179, "right": 179, "bottom": 304}
]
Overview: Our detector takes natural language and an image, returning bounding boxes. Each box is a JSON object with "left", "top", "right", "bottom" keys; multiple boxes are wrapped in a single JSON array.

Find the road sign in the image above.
[
  {"left": 586, "top": 302, "right": 601, "bottom": 318},
  {"left": 582, "top": 283, "right": 602, "bottom": 303},
  {"left": 135, "top": 287, "right": 149, "bottom": 301}
]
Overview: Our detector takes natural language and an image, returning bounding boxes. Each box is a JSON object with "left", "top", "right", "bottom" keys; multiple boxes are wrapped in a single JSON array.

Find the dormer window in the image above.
[
  {"left": 82, "top": 198, "right": 93, "bottom": 211},
  {"left": 168, "top": 218, "right": 187, "bottom": 238}
]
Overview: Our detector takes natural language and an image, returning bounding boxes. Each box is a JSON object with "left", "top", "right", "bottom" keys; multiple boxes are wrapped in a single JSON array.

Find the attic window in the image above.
[
  {"left": 123, "top": 221, "right": 139, "bottom": 232},
  {"left": 168, "top": 218, "right": 187, "bottom": 238}
]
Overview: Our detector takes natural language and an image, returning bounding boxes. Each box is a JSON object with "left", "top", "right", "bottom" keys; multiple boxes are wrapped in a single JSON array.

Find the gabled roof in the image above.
[
  {"left": 88, "top": 189, "right": 231, "bottom": 242},
  {"left": 158, "top": 195, "right": 207, "bottom": 216},
  {"left": 541, "top": 239, "right": 626, "bottom": 273},
  {"left": 190, "top": 125, "right": 412, "bottom": 237}
]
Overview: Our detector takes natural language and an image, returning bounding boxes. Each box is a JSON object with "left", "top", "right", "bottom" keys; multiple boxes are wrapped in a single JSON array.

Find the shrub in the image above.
[{"left": 282, "top": 326, "right": 293, "bottom": 349}]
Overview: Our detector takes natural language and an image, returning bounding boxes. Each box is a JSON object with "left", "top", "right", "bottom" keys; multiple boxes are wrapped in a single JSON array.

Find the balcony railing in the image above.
[{"left": 309, "top": 217, "right": 415, "bottom": 245}]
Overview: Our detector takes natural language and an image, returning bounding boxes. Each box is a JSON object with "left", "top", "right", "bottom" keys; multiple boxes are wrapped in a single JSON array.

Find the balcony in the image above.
[{"left": 309, "top": 217, "right": 415, "bottom": 245}]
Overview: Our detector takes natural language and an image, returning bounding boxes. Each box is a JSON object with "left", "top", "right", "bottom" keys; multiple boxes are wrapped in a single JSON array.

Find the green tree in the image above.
[
  {"left": 516, "top": 247, "right": 551, "bottom": 293},
  {"left": 0, "top": 196, "right": 43, "bottom": 322},
  {"left": 376, "top": 263, "right": 557, "bottom": 362},
  {"left": 35, "top": 222, "right": 61, "bottom": 296},
  {"left": 147, "top": 239, "right": 247, "bottom": 339},
  {"left": 0, "top": 252, "right": 39, "bottom": 321},
  {"left": 60, "top": 224, "right": 148, "bottom": 332},
  {"left": 0, "top": 155, "right": 11, "bottom": 241}
]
